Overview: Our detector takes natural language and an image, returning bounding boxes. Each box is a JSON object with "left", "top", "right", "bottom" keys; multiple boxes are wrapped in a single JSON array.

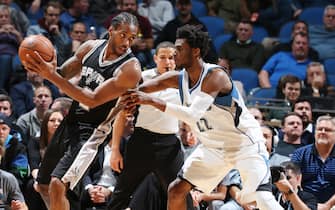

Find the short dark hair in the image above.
[
  {"left": 280, "top": 74, "right": 301, "bottom": 90},
  {"left": 0, "top": 94, "right": 13, "bottom": 111},
  {"left": 44, "top": 1, "right": 62, "bottom": 13},
  {"left": 292, "top": 97, "right": 313, "bottom": 112},
  {"left": 110, "top": 12, "right": 138, "bottom": 29},
  {"left": 292, "top": 31, "right": 309, "bottom": 41},
  {"left": 239, "top": 19, "right": 253, "bottom": 26},
  {"left": 155, "top": 41, "right": 176, "bottom": 55},
  {"left": 281, "top": 161, "right": 301, "bottom": 175},
  {"left": 282, "top": 112, "right": 302, "bottom": 126},
  {"left": 176, "top": 24, "right": 210, "bottom": 58},
  {"left": 292, "top": 20, "right": 308, "bottom": 31}
]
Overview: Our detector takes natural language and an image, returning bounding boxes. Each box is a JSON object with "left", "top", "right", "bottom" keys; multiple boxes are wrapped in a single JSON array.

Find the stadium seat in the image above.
[
  {"left": 279, "top": 21, "right": 295, "bottom": 43},
  {"left": 231, "top": 68, "right": 259, "bottom": 94},
  {"left": 252, "top": 26, "right": 269, "bottom": 43},
  {"left": 324, "top": 58, "right": 335, "bottom": 86},
  {"left": 213, "top": 34, "right": 233, "bottom": 53},
  {"left": 247, "top": 87, "right": 277, "bottom": 105},
  {"left": 192, "top": 1, "right": 207, "bottom": 17},
  {"left": 199, "top": 16, "right": 225, "bottom": 39},
  {"left": 298, "top": 7, "right": 324, "bottom": 25}
]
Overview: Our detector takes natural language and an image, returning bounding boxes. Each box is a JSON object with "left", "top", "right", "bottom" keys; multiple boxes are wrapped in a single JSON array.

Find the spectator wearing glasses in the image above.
[
  {"left": 274, "top": 161, "right": 317, "bottom": 210},
  {"left": 291, "top": 115, "right": 335, "bottom": 209}
]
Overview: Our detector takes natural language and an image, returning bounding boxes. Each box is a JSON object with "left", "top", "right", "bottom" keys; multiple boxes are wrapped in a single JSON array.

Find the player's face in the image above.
[
  {"left": 109, "top": 23, "right": 138, "bottom": 56},
  {"left": 47, "top": 111, "right": 63, "bottom": 139},
  {"left": 154, "top": 47, "right": 176, "bottom": 74},
  {"left": 175, "top": 39, "right": 193, "bottom": 69}
]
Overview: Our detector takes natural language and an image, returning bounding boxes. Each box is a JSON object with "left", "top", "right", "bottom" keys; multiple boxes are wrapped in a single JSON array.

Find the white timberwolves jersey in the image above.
[{"left": 179, "top": 63, "right": 265, "bottom": 149}]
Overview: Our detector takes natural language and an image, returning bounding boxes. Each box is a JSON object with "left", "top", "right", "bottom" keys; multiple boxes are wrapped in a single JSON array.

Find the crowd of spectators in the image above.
[{"left": 0, "top": 0, "right": 335, "bottom": 209}]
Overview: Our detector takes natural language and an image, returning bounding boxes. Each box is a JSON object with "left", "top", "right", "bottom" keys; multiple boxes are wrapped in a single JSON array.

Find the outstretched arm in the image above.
[
  {"left": 128, "top": 68, "right": 232, "bottom": 125},
  {"left": 23, "top": 40, "right": 142, "bottom": 108},
  {"left": 138, "top": 70, "right": 180, "bottom": 93}
]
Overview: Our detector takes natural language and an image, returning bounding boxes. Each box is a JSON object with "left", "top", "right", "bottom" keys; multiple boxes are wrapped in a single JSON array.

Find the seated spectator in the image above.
[
  {"left": 262, "top": 125, "right": 276, "bottom": 155},
  {"left": 50, "top": 97, "right": 73, "bottom": 117},
  {"left": 308, "top": 5, "right": 335, "bottom": 60},
  {"left": 104, "top": 0, "right": 155, "bottom": 69},
  {"left": 137, "top": 0, "right": 175, "bottom": 40},
  {"left": 206, "top": 0, "right": 254, "bottom": 33},
  {"left": 10, "top": 71, "right": 60, "bottom": 118},
  {"left": 271, "top": 20, "right": 319, "bottom": 61},
  {"left": 0, "top": 114, "right": 29, "bottom": 190},
  {"left": 27, "top": 1, "right": 72, "bottom": 65},
  {"left": 16, "top": 86, "right": 53, "bottom": 140},
  {"left": 291, "top": 0, "right": 334, "bottom": 17},
  {"left": 60, "top": 0, "right": 101, "bottom": 37},
  {"left": 219, "top": 20, "right": 265, "bottom": 72},
  {"left": 0, "top": 133, "right": 28, "bottom": 210},
  {"left": 0, "top": 0, "right": 30, "bottom": 35},
  {"left": 270, "top": 113, "right": 304, "bottom": 166},
  {"left": 255, "top": 0, "right": 293, "bottom": 36},
  {"left": 87, "top": 0, "right": 118, "bottom": 27},
  {"left": 291, "top": 115, "right": 335, "bottom": 208},
  {"left": 0, "top": 94, "right": 27, "bottom": 144},
  {"left": 249, "top": 107, "right": 265, "bottom": 125},
  {"left": 0, "top": 5, "right": 23, "bottom": 91},
  {"left": 301, "top": 62, "right": 335, "bottom": 98},
  {"left": 268, "top": 75, "right": 302, "bottom": 121},
  {"left": 259, "top": 32, "right": 311, "bottom": 88},
  {"left": 274, "top": 161, "right": 317, "bottom": 210},
  {"left": 292, "top": 98, "right": 315, "bottom": 145},
  {"left": 69, "top": 21, "right": 89, "bottom": 54},
  {"left": 25, "top": 109, "right": 64, "bottom": 210},
  {"left": 154, "top": 0, "right": 217, "bottom": 63}
]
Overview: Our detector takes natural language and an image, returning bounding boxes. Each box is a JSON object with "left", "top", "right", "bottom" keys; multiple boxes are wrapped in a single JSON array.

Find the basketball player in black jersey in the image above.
[{"left": 21, "top": 12, "right": 142, "bottom": 210}]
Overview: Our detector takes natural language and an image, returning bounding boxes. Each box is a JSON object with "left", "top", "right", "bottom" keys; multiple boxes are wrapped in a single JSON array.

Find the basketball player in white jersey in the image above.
[{"left": 123, "top": 25, "right": 283, "bottom": 210}]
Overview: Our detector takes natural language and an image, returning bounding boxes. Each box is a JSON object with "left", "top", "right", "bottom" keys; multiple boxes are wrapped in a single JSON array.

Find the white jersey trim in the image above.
[{"left": 82, "top": 40, "right": 106, "bottom": 64}]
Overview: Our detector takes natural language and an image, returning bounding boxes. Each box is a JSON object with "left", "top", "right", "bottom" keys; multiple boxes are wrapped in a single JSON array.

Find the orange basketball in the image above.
[{"left": 18, "top": 35, "right": 54, "bottom": 64}]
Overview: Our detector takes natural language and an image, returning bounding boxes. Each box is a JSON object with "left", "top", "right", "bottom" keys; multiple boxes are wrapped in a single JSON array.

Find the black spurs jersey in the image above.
[{"left": 66, "top": 40, "right": 136, "bottom": 126}]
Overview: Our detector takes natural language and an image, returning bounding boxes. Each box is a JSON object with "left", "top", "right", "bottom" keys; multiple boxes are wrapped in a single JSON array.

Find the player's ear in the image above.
[{"left": 192, "top": 48, "right": 201, "bottom": 58}]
